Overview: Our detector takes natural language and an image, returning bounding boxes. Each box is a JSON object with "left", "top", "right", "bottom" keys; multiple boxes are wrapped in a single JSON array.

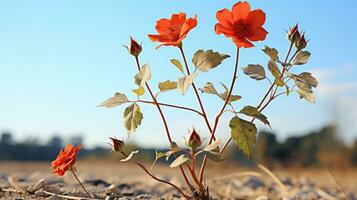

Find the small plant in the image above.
[{"left": 53, "top": 1, "right": 317, "bottom": 199}]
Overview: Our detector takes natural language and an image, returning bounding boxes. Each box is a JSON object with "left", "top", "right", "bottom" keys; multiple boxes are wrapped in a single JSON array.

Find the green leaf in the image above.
[
  {"left": 204, "top": 150, "right": 223, "bottom": 162},
  {"left": 239, "top": 106, "right": 270, "bottom": 127},
  {"left": 199, "top": 82, "right": 220, "bottom": 96},
  {"left": 120, "top": 150, "right": 139, "bottom": 162},
  {"left": 192, "top": 49, "right": 230, "bottom": 72},
  {"left": 177, "top": 73, "right": 196, "bottom": 95},
  {"left": 135, "top": 64, "right": 151, "bottom": 87},
  {"left": 98, "top": 92, "right": 129, "bottom": 108},
  {"left": 170, "top": 59, "right": 184, "bottom": 73},
  {"left": 151, "top": 150, "right": 166, "bottom": 169},
  {"left": 292, "top": 51, "right": 311, "bottom": 65},
  {"left": 170, "top": 154, "right": 190, "bottom": 168},
  {"left": 220, "top": 83, "right": 242, "bottom": 102},
  {"left": 166, "top": 142, "right": 181, "bottom": 161},
  {"left": 123, "top": 103, "right": 143, "bottom": 135},
  {"left": 158, "top": 80, "right": 177, "bottom": 92},
  {"left": 242, "top": 64, "right": 266, "bottom": 80},
  {"left": 262, "top": 46, "right": 279, "bottom": 61},
  {"left": 132, "top": 86, "right": 145, "bottom": 96},
  {"left": 268, "top": 60, "right": 284, "bottom": 87},
  {"left": 230, "top": 116, "right": 257, "bottom": 159}
]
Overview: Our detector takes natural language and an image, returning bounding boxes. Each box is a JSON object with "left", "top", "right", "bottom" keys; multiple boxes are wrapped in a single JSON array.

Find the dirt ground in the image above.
[{"left": 0, "top": 161, "right": 356, "bottom": 199}]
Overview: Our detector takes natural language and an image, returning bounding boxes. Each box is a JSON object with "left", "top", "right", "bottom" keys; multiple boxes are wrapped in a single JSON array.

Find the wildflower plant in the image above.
[{"left": 59, "top": 1, "right": 316, "bottom": 199}]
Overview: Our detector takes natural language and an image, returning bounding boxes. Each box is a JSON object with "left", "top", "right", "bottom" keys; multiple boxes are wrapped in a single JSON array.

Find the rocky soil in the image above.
[{"left": 0, "top": 162, "right": 356, "bottom": 200}]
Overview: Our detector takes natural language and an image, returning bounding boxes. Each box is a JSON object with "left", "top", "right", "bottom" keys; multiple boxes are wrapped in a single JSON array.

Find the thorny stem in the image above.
[
  {"left": 130, "top": 100, "right": 203, "bottom": 116},
  {"left": 198, "top": 47, "right": 240, "bottom": 183},
  {"left": 134, "top": 56, "right": 193, "bottom": 190},
  {"left": 120, "top": 151, "right": 191, "bottom": 200},
  {"left": 69, "top": 168, "right": 93, "bottom": 198},
  {"left": 219, "top": 42, "right": 297, "bottom": 155},
  {"left": 179, "top": 46, "right": 215, "bottom": 140}
]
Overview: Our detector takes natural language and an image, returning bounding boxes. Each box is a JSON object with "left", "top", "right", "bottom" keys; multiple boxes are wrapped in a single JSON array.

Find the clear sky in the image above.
[{"left": 1, "top": 0, "right": 356, "bottom": 148}]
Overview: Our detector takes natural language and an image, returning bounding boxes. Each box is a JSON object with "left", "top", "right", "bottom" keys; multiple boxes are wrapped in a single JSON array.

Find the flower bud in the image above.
[
  {"left": 288, "top": 24, "right": 300, "bottom": 43},
  {"left": 109, "top": 137, "right": 124, "bottom": 152},
  {"left": 185, "top": 128, "right": 202, "bottom": 149},
  {"left": 126, "top": 37, "right": 142, "bottom": 57},
  {"left": 295, "top": 33, "right": 308, "bottom": 50}
]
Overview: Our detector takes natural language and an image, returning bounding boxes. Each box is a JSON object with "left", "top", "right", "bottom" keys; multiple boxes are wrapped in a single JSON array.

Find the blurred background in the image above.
[{"left": 0, "top": 0, "right": 357, "bottom": 170}]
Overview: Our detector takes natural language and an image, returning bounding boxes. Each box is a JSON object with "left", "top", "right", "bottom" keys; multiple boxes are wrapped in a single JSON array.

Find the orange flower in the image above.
[
  {"left": 51, "top": 144, "right": 81, "bottom": 176},
  {"left": 148, "top": 13, "right": 197, "bottom": 49},
  {"left": 215, "top": 1, "right": 268, "bottom": 48}
]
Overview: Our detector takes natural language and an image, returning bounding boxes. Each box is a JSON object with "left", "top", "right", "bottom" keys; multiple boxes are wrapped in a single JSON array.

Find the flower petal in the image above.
[
  {"left": 155, "top": 18, "right": 171, "bottom": 35},
  {"left": 232, "top": 1, "right": 251, "bottom": 21},
  {"left": 216, "top": 8, "right": 234, "bottom": 28},
  {"left": 171, "top": 13, "right": 186, "bottom": 25},
  {"left": 214, "top": 23, "right": 235, "bottom": 37},
  {"left": 179, "top": 15, "right": 197, "bottom": 39},
  {"left": 148, "top": 34, "right": 169, "bottom": 42},
  {"left": 247, "top": 27, "right": 268, "bottom": 41},
  {"left": 232, "top": 36, "right": 254, "bottom": 48},
  {"left": 247, "top": 9, "right": 266, "bottom": 27}
]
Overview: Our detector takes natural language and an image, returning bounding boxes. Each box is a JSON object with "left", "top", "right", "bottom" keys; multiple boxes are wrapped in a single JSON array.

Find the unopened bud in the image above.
[
  {"left": 288, "top": 24, "right": 300, "bottom": 43},
  {"left": 295, "top": 33, "right": 308, "bottom": 50},
  {"left": 125, "top": 37, "right": 142, "bottom": 57},
  {"left": 109, "top": 137, "right": 124, "bottom": 152},
  {"left": 185, "top": 129, "right": 202, "bottom": 149}
]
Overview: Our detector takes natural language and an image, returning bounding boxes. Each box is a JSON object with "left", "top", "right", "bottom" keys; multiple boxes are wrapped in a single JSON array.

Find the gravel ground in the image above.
[{"left": 0, "top": 161, "right": 356, "bottom": 199}]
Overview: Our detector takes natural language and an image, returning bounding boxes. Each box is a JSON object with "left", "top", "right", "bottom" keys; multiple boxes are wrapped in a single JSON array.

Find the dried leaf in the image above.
[
  {"left": 135, "top": 64, "right": 151, "bottom": 86},
  {"left": 166, "top": 142, "right": 181, "bottom": 161},
  {"left": 177, "top": 73, "right": 196, "bottom": 95},
  {"left": 204, "top": 150, "right": 223, "bottom": 162},
  {"left": 192, "top": 49, "right": 230, "bottom": 72},
  {"left": 242, "top": 64, "right": 266, "bottom": 80},
  {"left": 262, "top": 46, "right": 279, "bottom": 61},
  {"left": 299, "top": 72, "right": 318, "bottom": 87},
  {"left": 297, "top": 89, "right": 316, "bottom": 103},
  {"left": 230, "top": 116, "right": 257, "bottom": 159},
  {"left": 203, "top": 139, "right": 221, "bottom": 152},
  {"left": 170, "top": 59, "right": 184, "bottom": 73},
  {"left": 170, "top": 154, "right": 190, "bottom": 168},
  {"left": 98, "top": 92, "right": 129, "bottom": 108},
  {"left": 239, "top": 106, "right": 270, "bottom": 127},
  {"left": 123, "top": 103, "right": 143, "bottom": 135},
  {"left": 293, "top": 51, "right": 311, "bottom": 65},
  {"left": 199, "top": 82, "right": 220, "bottom": 96},
  {"left": 158, "top": 80, "right": 177, "bottom": 92},
  {"left": 120, "top": 150, "right": 139, "bottom": 162},
  {"left": 132, "top": 86, "right": 145, "bottom": 96},
  {"left": 151, "top": 150, "right": 166, "bottom": 169},
  {"left": 220, "top": 83, "right": 242, "bottom": 102}
]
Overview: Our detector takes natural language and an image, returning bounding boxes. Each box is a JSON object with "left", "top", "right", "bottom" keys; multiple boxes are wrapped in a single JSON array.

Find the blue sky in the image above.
[{"left": 0, "top": 0, "right": 356, "bottom": 148}]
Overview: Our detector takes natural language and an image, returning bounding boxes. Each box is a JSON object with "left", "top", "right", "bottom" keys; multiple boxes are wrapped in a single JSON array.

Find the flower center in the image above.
[
  {"left": 234, "top": 20, "right": 251, "bottom": 38},
  {"left": 165, "top": 24, "right": 182, "bottom": 41}
]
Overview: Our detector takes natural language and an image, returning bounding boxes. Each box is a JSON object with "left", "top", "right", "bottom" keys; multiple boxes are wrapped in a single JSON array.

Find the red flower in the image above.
[
  {"left": 51, "top": 144, "right": 81, "bottom": 176},
  {"left": 148, "top": 13, "right": 197, "bottom": 49},
  {"left": 185, "top": 128, "right": 202, "bottom": 149},
  {"left": 214, "top": 1, "right": 268, "bottom": 48},
  {"left": 126, "top": 37, "right": 142, "bottom": 57}
]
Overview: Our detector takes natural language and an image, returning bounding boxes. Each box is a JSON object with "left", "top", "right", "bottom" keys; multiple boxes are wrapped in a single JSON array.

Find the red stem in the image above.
[
  {"left": 134, "top": 56, "right": 192, "bottom": 189},
  {"left": 198, "top": 47, "right": 240, "bottom": 183},
  {"left": 70, "top": 168, "right": 93, "bottom": 198}
]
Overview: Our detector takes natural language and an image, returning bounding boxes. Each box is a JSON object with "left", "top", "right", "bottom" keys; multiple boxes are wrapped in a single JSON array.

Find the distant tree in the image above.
[
  {"left": 1, "top": 131, "right": 13, "bottom": 145},
  {"left": 47, "top": 136, "right": 63, "bottom": 148},
  {"left": 351, "top": 140, "right": 357, "bottom": 166},
  {"left": 70, "top": 135, "right": 83, "bottom": 146}
]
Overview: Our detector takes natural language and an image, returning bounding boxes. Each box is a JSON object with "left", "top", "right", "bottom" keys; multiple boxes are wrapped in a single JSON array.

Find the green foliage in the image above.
[
  {"left": 242, "top": 64, "right": 266, "bottom": 80},
  {"left": 158, "top": 80, "right": 177, "bottom": 92},
  {"left": 292, "top": 51, "right": 311, "bottom": 65},
  {"left": 123, "top": 103, "right": 143, "bottom": 135},
  {"left": 98, "top": 93, "right": 129, "bottom": 108},
  {"left": 239, "top": 106, "right": 270, "bottom": 127},
  {"left": 170, "top": 59, "right": 184, "bottom": 73},
  {"left": 192, "top": 49, "right": 230, "bottom": 72},
  {"left": 262, "top": 46, "right": 279, "bottom": 61},
  {"left": 230, "top": 116, "right": 257, "bottom": 159}
]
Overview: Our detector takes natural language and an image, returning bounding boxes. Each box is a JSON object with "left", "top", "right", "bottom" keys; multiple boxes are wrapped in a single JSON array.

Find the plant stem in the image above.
[
  {"left": 120, "top": 151, "right": 191, "bottom": 200},
  {"left": 219, "top": 42, "right": 296, "bottom": 155},
  {"left": 134, "top": 56, "right": 192, "bottom": 189},
  {"left": 179, "top": 46, "right": 215, "bottom": 140},
  {"left": 131, "top": 100, "right": 203, "bottom": 116},
  {"left": 70, "top": 168, "right": 93, "bottom": 198},
  {"left": 198, "top": 47, "right": 240, "bottom": 183}
]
